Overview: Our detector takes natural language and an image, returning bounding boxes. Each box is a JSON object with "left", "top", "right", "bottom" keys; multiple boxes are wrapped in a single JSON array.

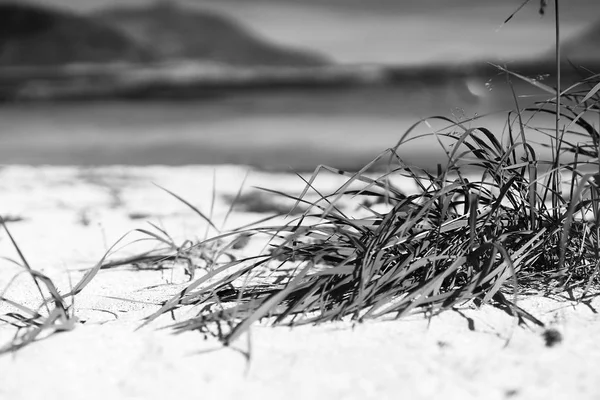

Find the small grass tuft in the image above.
[{"left": 0, "top": 217, "right": 130, "bottom": 354}]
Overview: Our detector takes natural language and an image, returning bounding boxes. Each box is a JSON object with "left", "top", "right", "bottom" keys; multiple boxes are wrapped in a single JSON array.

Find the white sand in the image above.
[{"left": 0, "top": 165, "right": 598, "bottom": 400}]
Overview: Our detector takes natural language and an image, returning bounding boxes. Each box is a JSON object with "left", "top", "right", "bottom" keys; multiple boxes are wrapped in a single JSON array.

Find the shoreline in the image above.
[{"left": 3, "top": 59, "right": 598, "bottom": 103}]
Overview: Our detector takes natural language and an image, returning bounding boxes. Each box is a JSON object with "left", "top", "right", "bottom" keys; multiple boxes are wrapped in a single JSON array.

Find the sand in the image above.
[{"left": 0, "top": 165, "right": 599, "bottom": 400}]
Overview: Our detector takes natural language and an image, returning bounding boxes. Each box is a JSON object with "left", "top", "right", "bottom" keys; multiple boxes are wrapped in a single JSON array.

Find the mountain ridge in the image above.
[
  {"left": 0, "top": 1, "right": 152, "bottom": 66},
  {"left": 94, "top": 2, "right": 328, "bottom": 67},
  {"left": 0, "top": 1, "right": 328, "bottom": 68}
]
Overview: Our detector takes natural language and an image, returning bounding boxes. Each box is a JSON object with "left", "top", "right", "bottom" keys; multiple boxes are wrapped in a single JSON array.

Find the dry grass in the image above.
[
  {"left": 0, "top": 217, "right": 126, "bottom": 354},
  {"left": 1, "top": 0, "right": 599, "bottom": 353},
  {"left": 127, "top": 65, "right": 600, "bottom": 345}
]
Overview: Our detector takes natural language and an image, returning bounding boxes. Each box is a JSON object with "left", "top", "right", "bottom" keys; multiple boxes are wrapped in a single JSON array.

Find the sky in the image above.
[{"left": 9, "top": 0, "right": 600, "bottom": 65}]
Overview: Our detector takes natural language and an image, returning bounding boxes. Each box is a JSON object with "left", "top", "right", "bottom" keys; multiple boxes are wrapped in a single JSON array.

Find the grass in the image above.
[
  {"left": 1, "top": 0, "right": 599, "bottom": 353},
  {"left": 0, "top": 217, "right": 127, "bottom": 354},
  {"left": 121, "top": 64, "right": 600, "bottom": 345},
  {"left": 139, "top": 88, "right": 600, "bottom": 345},
  {"left": 132, "top": 1, "right": 600, "bottom": 344}
]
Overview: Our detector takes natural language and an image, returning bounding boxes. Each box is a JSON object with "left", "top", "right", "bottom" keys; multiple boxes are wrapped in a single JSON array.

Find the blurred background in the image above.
[{"left": 0, "top": 0, "right": 599, "bottom": 171}]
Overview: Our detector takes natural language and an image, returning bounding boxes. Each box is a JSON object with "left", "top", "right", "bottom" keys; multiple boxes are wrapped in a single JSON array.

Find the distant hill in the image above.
[
  {"left": 0, "top": 2, "right": 152, "bottom": 67},
  {"left": 94, "top": 2, "right": 328, "bottom": 67},
  {"left": 0, "top": 1, "right": 327, "bottom": 68}
]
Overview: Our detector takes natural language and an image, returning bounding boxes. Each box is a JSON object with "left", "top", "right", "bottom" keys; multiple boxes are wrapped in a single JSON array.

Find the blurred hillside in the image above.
[
  {"left": 0, "top": 0, "right": 598, "bottom": 102},
  {"left": 0, "top": 2, "right": 151, "bottom": 66},
  {"left": 0, "top": 1, "right": 332, "bottom": 100},
  {"left": 0, "top": 1, "right": 327, "bottom": 68},
  {"left": 94, "top": 2, "right": 327, "bottom": 67},
  {"left": 6, "top": 0, "right": 600, "bottom": 65}
]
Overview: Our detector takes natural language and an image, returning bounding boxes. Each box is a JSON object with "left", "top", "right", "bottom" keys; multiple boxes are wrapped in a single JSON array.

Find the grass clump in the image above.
[
  {"left": 0, "top": 217, "right": 123, "bottom": 353},
  {"left": 130, "top": 67, "right": 600, "bottom": 345},
  {"left": 134, "top": 58, "right": 600, "bottom": 344},
  {"left": 130, "top": 0, "right": 600, "bottom": 345}
]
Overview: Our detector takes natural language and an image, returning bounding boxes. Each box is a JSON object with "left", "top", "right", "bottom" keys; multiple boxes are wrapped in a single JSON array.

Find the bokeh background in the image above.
[{"left": 1, "top": 0, "right": 599, "bottom": 170}]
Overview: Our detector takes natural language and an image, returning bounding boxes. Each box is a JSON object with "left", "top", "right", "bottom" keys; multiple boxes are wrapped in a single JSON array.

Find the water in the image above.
[{"left": 0, "top": 79, "right": 563, "bottom": 171}]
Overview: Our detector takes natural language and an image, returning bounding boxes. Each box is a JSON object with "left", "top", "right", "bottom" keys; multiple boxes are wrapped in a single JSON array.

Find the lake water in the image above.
[{"left": 0, "top": 78, "right": 566, "bottom": 171}]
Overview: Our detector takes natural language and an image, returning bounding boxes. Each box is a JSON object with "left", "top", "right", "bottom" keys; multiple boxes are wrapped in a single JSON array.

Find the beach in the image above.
[{"left": 0, "top": 165, "right": 599, "bottom": 400}]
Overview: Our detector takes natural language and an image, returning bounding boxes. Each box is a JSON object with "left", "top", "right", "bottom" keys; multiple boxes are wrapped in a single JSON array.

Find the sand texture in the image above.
[{"left": 0, "top": 165, "right": 599, "bottom": 400}]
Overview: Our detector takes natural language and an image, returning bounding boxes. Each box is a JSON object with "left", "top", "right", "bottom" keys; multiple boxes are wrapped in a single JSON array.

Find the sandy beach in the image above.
[{"left": 0, "top": 165, "right": 599, "bottom": 400}]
